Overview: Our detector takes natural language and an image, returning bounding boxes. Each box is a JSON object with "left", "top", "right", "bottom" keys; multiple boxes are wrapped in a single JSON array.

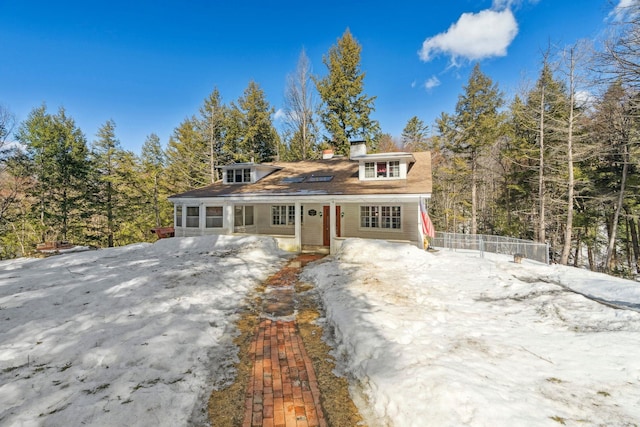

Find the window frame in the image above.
[
  {"left": 360, "top": 205, "right": 402, "bottom": 230},
  {"left": 226, "top": 168, "right": 252, "bottom": 184},
  {"left": 363, "top": 161, "right": 400, "bottom": 179},
  {"left": 186, "top": 206, "right": 200, "bottom": 228},
  {"left": 205, "top": 206, "right": 223, "bottom": 228},
  {"left": 176, "top": 206, "right": 183, "bottom": 227},
  {"left": 364, "top": 162, "right": 375, "bottom": 178},
  {"left": 234, "top": 205, "right": 254, "bottom": 227},
  {"left": 271, "top": 205, "right": 303, "bottom": 226}
]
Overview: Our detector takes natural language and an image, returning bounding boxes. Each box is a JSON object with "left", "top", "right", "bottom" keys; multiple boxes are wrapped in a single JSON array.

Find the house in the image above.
[{"left": 168, "top": 141, "right": 432, "bottom": 254}]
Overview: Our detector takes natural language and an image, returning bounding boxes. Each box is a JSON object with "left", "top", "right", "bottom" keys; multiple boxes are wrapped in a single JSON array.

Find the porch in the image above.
[{"left": 172, "top": 200, "right": 421, "bottom": 254}]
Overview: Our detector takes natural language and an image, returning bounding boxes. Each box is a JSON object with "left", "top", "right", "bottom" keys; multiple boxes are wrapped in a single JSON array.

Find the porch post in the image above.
[
  {"left": 294, "top": 201, "right": 302, "bottom": 252},
  {"left": 199, "top": 202, "right": 205, "bottom": 232},
  {"left": 418, "top": 202, "right": 425, "bottom": 249},
  {"left": 181, "top": 205, "right": 186, "bottom": 236},
  {"left": 224, "top": 202, "right": 234, "bottom": 234},
  {"left": 329, "top": 200, "right": 337, "bottom": 255}
]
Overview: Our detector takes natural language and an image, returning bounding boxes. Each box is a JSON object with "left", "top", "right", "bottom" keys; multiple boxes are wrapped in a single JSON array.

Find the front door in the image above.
[{"left": 322, "top": 206, "right": 341, "bottom": 246}]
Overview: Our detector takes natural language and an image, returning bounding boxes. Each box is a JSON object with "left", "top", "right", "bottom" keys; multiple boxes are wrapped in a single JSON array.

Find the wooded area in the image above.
[{"left": 1, "top": 8, "right": 639, "bottom": 277}]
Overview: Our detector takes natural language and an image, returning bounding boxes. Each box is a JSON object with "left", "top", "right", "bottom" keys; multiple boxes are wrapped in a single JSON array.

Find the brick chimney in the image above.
[{"left": 322, "top": 149, "right": 334, "bottom": 159}]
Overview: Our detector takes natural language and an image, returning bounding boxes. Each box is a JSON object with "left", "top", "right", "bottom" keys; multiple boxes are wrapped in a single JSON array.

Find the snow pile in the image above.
[
  {"left": 0, "top": 235, "right": 289, "bottom": 426},
  {"left": 302, "top": 238, "right": 640, "bottom": 427}
]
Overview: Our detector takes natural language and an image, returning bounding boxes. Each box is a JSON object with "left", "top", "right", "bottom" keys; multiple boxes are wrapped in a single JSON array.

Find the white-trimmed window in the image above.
[
  {"left": 234, "top": 205, "right": 254, "bottom": 227},
  {"left": 226, "top": 168, "right": 252, "bottom": 183},
  {"left": 176, "top": 206, "right": 183, "bottom": 227},
  {"left": 186, "top": 206, "right": 200, "bottom": 227},
  {"left": 271, "top": 205, "right": 303, "bottom": 226},
  {"left": 364, "top": 162, "right": 375, "bottom": 178},
  {"left": 360, "top": 205, "right": 401, "bottom": 229},
  {"left": 364, "top": 161, "right": 400, "bottom": 179},
  {"left": 206, "top": 206, "right": 223, "bottom": 228}
]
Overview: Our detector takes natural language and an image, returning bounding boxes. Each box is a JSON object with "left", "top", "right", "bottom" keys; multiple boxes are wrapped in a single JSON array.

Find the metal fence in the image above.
[{"left": 431, "top": 232, "right": 550, "bottom": 264}]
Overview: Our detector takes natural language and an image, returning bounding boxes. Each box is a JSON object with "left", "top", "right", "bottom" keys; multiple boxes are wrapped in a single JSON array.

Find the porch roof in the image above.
[{"left": 170, "top": 151, "right": 432, "bottom": 200}]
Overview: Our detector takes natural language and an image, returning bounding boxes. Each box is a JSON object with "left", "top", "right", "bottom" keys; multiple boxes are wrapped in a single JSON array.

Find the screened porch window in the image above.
[
  {"left": 176, "top": 207, "right": 183, "bottom": 227},
  {"left": 234, "top": 205, "right": 254, "bottom": 227},
  {"left": 206, "top": 206, "right": 223, "bottom": 228},
  {"left": 186, "top": 206, "right": 200, "bottom": 227}
]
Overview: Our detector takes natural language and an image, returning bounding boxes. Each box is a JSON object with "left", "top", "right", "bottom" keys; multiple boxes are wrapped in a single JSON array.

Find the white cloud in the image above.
[
  {"left": 609, "top": 0, "right": 637, "bottom": 20},
  {"left": 424, "top": 76, "right": 441, "bottom": 90},
  {"left": 418, "top": 9, "right": 518, "bottom": 63},
  {"left": 273, "top": 108, "right": 285, "bottom": 121},
  {"left": 491, "top": 0, "right": 540, "bottom": 10},
  {"left": 575, "top": 90, "right": 595, "bottom": 108}
]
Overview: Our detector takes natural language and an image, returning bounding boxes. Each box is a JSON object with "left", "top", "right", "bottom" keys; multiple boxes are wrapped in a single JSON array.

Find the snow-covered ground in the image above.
[
  {"left": 0, "top": 236, "right": 289, "bottom": 426},
  {"left": 2, "top": 236, "right": 640, "bottom": 426},
  {"left": 302, "top": 239, "right": 640, "bottom": 427}
]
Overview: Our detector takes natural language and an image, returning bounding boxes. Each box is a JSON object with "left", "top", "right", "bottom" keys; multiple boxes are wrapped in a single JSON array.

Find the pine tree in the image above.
[
  {"left": 314, "top": 28, "right": 380, "bottom": 155},
  {"left": 233, "top": 81, "right": 279, "bottom": 163},
  {"left": 197, "top": 88, "right": 228, "bottom": 180},
  {"left": 509, "top": 61, "right": 570, "bottom": 246},
  {"left": 16, "top": 105, "right": 90, "bottom": 243},
  {"left": 401, "top": 116, "right": 429, "bottom": 152},
  {"left": 495, "top": 95, "right": 539, "bottom": 238},
  {"left": 165, "top": 117, "right": 210, "bottom": 192},
  {"left": 587, "top": 81, "right": 637, "bottom": 272},
  {"left": 90, "top": 120, "right": 126, "bottom": 247},
  {"left": 140, "top": 133, "right": 167, "bottom": 227},
  {"left": 437, "top": 64, "right": 505, "bottom": 235}
]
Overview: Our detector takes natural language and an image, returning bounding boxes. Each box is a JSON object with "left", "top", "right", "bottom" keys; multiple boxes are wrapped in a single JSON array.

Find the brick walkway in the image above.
[{"left": 243, "top": 255, "right": 327, "bottom": 427}]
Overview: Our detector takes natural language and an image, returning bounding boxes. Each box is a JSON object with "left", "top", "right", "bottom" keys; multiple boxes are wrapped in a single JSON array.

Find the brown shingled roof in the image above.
[{"left": 170, "top": 151, "right": 432, "bottom": 199}]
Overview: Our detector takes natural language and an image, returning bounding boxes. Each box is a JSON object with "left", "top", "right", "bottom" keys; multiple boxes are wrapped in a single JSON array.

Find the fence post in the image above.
[
  {"left": 546, "top": 242, "right": 550, "bottom": 265},
  {"left": 480, "top": 235, "right": 484, "bottom": 258}
]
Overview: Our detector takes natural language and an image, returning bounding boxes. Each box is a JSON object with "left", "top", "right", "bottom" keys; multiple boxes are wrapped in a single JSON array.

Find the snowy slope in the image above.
[
  {"left": 302, "top": 239, "right": 640, "bottom": 427},
  {"left": 0, "top": 236, "right": 289, "bottom": 426},
  {"left": 2, "top": 235, "right": 640, "bottom": 427}
]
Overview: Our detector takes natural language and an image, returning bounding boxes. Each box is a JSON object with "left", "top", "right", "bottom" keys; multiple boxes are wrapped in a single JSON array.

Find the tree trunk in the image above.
[
  {"left": 538, "top": 84, "right": 546, "bottom": 243},
  {"left": 628, "top": 213, "right": 640, "bottom": 273},
  {"left": 62, "top": 187, "right": 68, "bottom": 242},
  {"left": 605, "top": 142, "right": 628, "bottom": 272},
  {"left": 154, "top": 175, "right": 161, "bottom": 227},
  {"left": 573, "top": 230, "right": 581, "bottom": 268},
  {"left": 107, "top": 181, "right": 114, "bottom": 248},
  {"left": 560, "top": 49, "right": 576, "bottom": 265},
  {"left": 471, "top": 156, "right": 477, "bottom": 235},
  {"left": 587, "top": 240, "right": 595, "bottom": 271}
]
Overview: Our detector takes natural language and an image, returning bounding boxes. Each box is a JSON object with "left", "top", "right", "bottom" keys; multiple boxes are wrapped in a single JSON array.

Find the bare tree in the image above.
[
  {"left": 0, "top": 105, "right": 17, "bottom": 225},
  {"left": 0, "top": 104, "right": 15, "bottom": 151},
  {"left": 559, "top": 44, "right": 591, "bottom": 265},
  {"left": 283, "top": 49, "right": 318, "bottom": 160},
  {"left": 597, "top": 2, "right": 640, "bottom": 272}
]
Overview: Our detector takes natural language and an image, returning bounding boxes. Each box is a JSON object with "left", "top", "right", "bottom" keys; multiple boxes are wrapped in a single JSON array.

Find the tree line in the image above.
[
  {"left": 430, "top": 7, "right": 640, "bottom": 276},
  {"left": 1, "top": 7, "right": 640, "bottom": 278},
  {"left": 0, "top": 29, "right": 379, "bottom": 257}
]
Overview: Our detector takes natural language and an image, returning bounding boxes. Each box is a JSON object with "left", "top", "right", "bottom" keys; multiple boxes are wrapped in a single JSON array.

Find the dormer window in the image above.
[
  {"left": 364, "top": 161, "right": 400, "bottom": 179},
  {"left": 358, "top": 153, "right": 413, "bottom": 181},
  {"left": 226, "top": 168, "right": 252, "bottom": 183}
]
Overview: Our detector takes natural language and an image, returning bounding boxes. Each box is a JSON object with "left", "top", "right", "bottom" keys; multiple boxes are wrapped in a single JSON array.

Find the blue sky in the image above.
[{"left": 0, "top": 0, "right": 631, "bottom": 154}]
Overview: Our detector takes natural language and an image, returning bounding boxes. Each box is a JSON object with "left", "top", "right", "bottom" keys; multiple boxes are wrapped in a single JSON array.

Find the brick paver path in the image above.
[{"left": 243, "top": 255, "right": 327, "bottom": 427}]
